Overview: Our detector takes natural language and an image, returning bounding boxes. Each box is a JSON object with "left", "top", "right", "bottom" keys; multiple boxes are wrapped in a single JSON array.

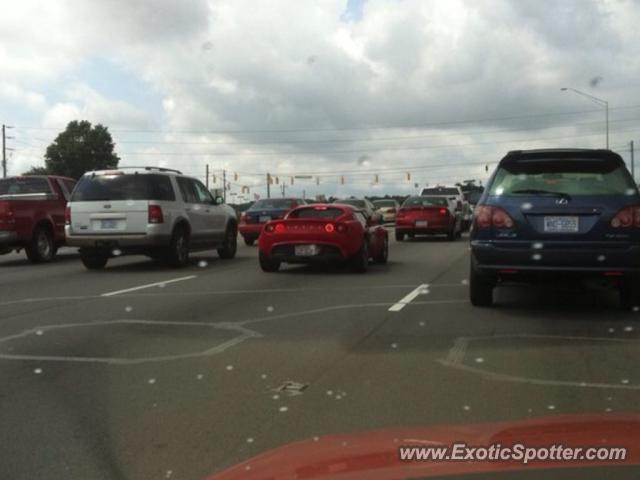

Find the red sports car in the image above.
[
  {"left": 395, "top": 195, "right": 463, "bottom": 241},
  {"left": 258, "top": 203, "right": 388, "bottom": 272}
]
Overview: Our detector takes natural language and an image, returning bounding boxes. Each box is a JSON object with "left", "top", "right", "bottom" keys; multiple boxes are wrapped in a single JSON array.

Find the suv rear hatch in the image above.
[
  {"left": 484, "top": 152, "right": 640, "bottom": 243},
  {"left": 69, "top": 173, "right": 174, "bottom": 235}
]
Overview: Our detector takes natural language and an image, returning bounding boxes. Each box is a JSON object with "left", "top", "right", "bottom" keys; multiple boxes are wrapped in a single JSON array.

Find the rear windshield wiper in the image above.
[{"left": 511, "top": 189, "right": 572, "bottom": 200}]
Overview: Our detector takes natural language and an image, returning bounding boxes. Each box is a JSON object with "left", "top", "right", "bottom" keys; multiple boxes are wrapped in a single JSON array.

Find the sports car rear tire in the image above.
[
  {"left": 375, "top": 236, "right": 388, "bottom": 264},
  {"left": 351, "top": 240, "right": 369, "bottom": 273},
  {"left": 259, "top": 251, "right": 280, "bottom": 272}
]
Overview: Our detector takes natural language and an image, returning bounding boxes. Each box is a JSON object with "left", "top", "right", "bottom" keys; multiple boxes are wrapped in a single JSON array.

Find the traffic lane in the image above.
[{"left": 0, "top": 236, "right": 470, "bottom": 480}]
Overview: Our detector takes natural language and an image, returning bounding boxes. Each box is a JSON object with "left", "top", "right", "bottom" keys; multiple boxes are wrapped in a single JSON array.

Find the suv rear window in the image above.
[
  {"left": 403, "top": 196, "right": 448, "bottom": 207},
  {"left": 71, "top": 174, "right": 176, "bottom": 201},
  {"left": 489, "top": 158, "right": 637, "bottom": 196},
  {"left": 420, "top": 187, "right": 459, "bottom": 196},
  {"left": 0, "top": 177, "right": 52, "bottom": 195},
  {"left": 251, "top": 199, "right": 295, "bottom": 210},
  {"left": 288, "top": 207, "right": 345, "bottom": 219}
]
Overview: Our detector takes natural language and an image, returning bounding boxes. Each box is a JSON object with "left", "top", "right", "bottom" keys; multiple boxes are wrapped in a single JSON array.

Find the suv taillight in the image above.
[
  {"left": 611, "top": 205, "right": 640, "bottom": 228},
  {"left": 65, "top": 205, "right": 71, "bottom": 225},
  {"left": 474, "top": 205, "right": 514, "bottom": 229},
  {"left": 148, "top": 205, "right": 164, "bottom": 224}
]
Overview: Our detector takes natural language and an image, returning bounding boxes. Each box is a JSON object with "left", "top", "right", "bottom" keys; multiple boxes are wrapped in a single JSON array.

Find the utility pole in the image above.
[
  {"left": 631, "top": 141, "right": 635, "bottom": 181},
  {"left": 281, "top": 182, "right": 286, "bottom": 197},
  {"left": 222, "top": 169, "right": 226, "bottom": 202},
  {"left": 205, "top": 164, "right": 209, "bottom": 188},
  {"left": 266, "top": 173, "right": 271, "bottom": 198},
  {"left": 2, "top": 124, "right": 6, "bottom": 178}
]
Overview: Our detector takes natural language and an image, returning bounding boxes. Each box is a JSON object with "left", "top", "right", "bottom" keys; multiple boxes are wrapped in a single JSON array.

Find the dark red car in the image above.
[
  {"left": 395, "top": 195, "right": 463, "bottom": 241},
  {"left": 258, "top": 203, "right": 388, "bottom": 272},
  {"left": 0, "top": 175, "right": 76, "bottom": 263}
]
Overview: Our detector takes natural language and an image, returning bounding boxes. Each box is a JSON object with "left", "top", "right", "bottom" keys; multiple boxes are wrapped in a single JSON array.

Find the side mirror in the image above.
[{"left": 214, "top": 196, "right": 224, "bottom": 205}]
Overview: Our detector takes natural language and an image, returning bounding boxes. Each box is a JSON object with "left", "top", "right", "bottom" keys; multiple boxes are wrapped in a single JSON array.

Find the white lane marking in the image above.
[
  {"left": 388, "top": 284, "right": 429, "bottom": 312},
  {"left": 439, "top": 334, "right": 640, "bottom": 390},
  {"left": 101, "top": 275, "right": 197, "bottom": 297}
]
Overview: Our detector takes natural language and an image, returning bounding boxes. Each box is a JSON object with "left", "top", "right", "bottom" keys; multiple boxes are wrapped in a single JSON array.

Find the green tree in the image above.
[
  {"left": 21, "top": 166, "right": 49, "bottom": 175},
  {"left": 43, "top": 120, "right": 119, "bottom": 179}
]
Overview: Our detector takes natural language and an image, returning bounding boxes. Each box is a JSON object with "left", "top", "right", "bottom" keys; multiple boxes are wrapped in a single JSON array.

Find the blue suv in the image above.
[{"left": 470, "top": 149, "right": 640, "bottom": 308}]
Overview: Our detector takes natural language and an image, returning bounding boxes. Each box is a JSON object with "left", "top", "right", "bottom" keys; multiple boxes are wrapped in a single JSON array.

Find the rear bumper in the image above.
[
  {"left": 396, "top": 225, "right": 451, "bottom": 235},
  {"left": 262, "top": 242, "right": 350, "bottom": 263},
  {"left": 0, "top": 230, "right": 18, "bottom": 245},
  {"left": 238, "top": 224, "right": 263, "bottom": 238},
  {"left": 65, "top": 232, "right": 170, "bottom": 249},
  {"left": 471, "top": 240, "right": 640, "bottom": 274}
]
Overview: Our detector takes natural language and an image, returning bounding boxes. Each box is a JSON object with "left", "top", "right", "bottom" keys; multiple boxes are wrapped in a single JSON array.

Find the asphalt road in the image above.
[{"left": 0, "top": 233, "right": 638, "bottom": 480}]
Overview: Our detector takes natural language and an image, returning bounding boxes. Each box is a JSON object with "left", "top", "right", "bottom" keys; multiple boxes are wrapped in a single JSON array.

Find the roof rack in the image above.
[{"left": 112, "top": 166, "right": 183, "bottom": 174}]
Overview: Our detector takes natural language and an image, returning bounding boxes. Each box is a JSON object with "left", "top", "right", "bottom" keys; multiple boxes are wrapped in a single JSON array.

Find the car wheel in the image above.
[
  {"left": 619, "top": 276, "right": 640, "bottom": 310},
  {"left": 218, "top": 223, "right": 238, "bottom": 259},
  {"left": 80, "top": 249, "right": 109, "bottom": 270},
  {"left": 243, "top": 237, "right": 255, "bottom": 246},
  {"left": 166, "top": 225, "right": 190, "bottom": 267},
  {"left": 375, "top": 236, "right": 389, "bottom": 264},
  {"left": 395, "top": 231, "right": 405, "bottom": 242},
  {"left": 25, "top": 225, "right": 55, "bottom": 263},
  {"left": 469, "top": 261, "right": 494, "bottom": 307},
  {"left": 259, "top": 251, "right": 280, "bottom": 272},
  {"left": 351, "top": 240, "right": 369, "bottom": 273}
]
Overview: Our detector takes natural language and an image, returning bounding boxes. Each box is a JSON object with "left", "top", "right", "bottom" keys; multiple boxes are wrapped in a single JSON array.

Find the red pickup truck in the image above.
[{"left": 0, "top": 175, "right": 76, "bottom": 263}]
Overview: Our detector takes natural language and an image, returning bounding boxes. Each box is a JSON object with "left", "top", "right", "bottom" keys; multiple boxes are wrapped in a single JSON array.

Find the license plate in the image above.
[
  {"left": 100, "top": 219, "right": 118, "bottom": 229},
  {"left": 295, "top": 244, "right": 319, "bottom": 256},
  {"left": 416, "top": 220, "right": 428, "bottom": 227},
  {"left": 259, "top": 216, "right": 271, "bottom": 223},
  {"left": 544, "top": 216, "right": 579, "bottom": 233}
]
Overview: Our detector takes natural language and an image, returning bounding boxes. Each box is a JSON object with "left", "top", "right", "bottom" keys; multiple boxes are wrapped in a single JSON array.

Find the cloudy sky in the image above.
[{"left": 2, "top": 0, "right": 640, "bottom": 200}]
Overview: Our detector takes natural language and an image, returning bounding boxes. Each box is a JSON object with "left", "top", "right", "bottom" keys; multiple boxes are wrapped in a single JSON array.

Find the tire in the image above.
[
  {"left": 469, "top": 261, "right": 494, "bottom": 307},
  {"left": 259, "top": 251, "right": 280, "bottom": 272},
  {"left": 351, "top": 240, "right": 369, "bottom": 273},
  {"left": 375, "top": 236, "right": 389, "bottom": 264},
  {"left": 218, "top": 223, "right": 238, "bottom": 259},
  {"left": 25, "top": 225, "right": 55, "bottom": 263},
  {"left": 395, "top": 231, "right": 405, "bottom": 242},
  {"left": 620, "top": 276, "right": 640, "bottom": 310},
  {"left": 243, "top": 237, "right": 255, "bottom": 246},
  {"left": 80, "top": 249, "right": 109, "bottom": 270},
  {"left": 165, "top": 225, "right": 190, "bottom": 267}
]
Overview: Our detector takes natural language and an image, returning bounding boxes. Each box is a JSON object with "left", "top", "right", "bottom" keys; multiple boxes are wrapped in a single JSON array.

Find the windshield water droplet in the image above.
[
  {"left": 35, "top": 330, "right": 44, "bottom": 336},
  {"left": 148, "top": 378, "right": 156, "bottom": 384},
  {"left": 521, "top": 202, "right": 533, "bottom": 210},
  {"left": 326, "top": 390, "right": 333, "bottom": 396},
  {"left": 272, "top": 394, "right": 280, "bottom": 400},
  {"left": 547, "top": 405, "right": 556, "bottom": 410},
  {"left": 246, "top": 437, "right": 254, "bottom": 443},
  {"left": 532, "top": 253, "right": 542, "bottom": 261},
  {"left": 125, "top": 306, "right": 133, "bottom": 313},
  {"left": 597, "top": 255, "right": 606, "bottom": 262},
  {"left": 266, "top": 306, "right": 274, "bottom": 312},
  {"left": 260, "top": 374, "right": 268, "bottom": 379},
  {"left": 196, "top": 374, "right": 204, "bottom": 380},
  {"left": 624, "top": 326, "right": 634, "bottom": 332},
  {"left": 608, "top": 328, "right": 615, "bottom": 333},
  {"left": 391, "top": 343, "right": 398, "bottom": 349},
  {"left": 461, "top": 279, "right": 468, "bottom": 285},
  {"left": 532, "top": 242, "right": 543, "bottom": 250},
  {"left": 279, "top": 406, "right": 288, "bottom": 412},
  {"left": 474, "top": 357, "right": 484, "bottom": 363},
  {"left": 621, "top": 379, "right": 630, "bottom": 384},
  {"left": 463, "top": 405, "right": 471, "bottom": 411},
  {"left": 419, "top": 321, "right": 425, "bottom": 327},
  {"left": 605, "top": 407, "right": 612, "bottom": 412},
  {"left": 112, "top": 249, "right": 122, "bottom": 256},
  {"left": 33, "top": 368, "right": 43, "bottom": 375},
  {"left": 225, "top": 365, "right": 234, "bottom": 371},
  {"left": 197, "top": 260, "right": 208, "bottom": 268}
]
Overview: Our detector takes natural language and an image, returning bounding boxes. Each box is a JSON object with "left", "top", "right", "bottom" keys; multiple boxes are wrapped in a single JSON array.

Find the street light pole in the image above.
[{"left": 561, "top": 87, "right": 609, "bottom": 149}]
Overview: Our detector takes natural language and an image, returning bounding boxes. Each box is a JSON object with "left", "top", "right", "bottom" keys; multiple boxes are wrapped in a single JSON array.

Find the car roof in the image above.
[{"left": 502, "top": 148, "right": 624, "bottom": 165}]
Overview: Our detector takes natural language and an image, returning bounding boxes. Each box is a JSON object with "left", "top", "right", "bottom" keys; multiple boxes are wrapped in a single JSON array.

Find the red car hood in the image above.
[{"left": 208, "top": 415, "right": 640, "bottom": 480}]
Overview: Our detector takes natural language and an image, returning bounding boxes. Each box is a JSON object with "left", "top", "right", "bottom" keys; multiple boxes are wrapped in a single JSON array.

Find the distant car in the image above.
[
  {"left": 395, "top": 196, "right": 463, "bottom": 241},
  {"left": 258, "top": 203, "right": 388, "bottom": 273},
  {"left": 373, "top": 199, "right": 400, "bottom": 223},
  {"left": 65, "top": 167, "right": 238, "bottom": 269},
  {"left": 238, "top": 198, "right": 305, "bottom": 246},
  {"left": 420, "top": 185, "right": 469, "bottom": 224},
  {"left": 332, "top": 198, "right": 382, "bottom": 224},
  {"left": 0, "top": 175, "right": 76, "bottom": 263},
  {"left": 470, "top": 148, "right": 640, "bottom": 308}
]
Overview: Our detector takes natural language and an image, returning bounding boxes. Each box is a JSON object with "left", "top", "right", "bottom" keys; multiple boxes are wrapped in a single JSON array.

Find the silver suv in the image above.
[{"left": 65, "top": 167, "right": 238, "bottom": 269}]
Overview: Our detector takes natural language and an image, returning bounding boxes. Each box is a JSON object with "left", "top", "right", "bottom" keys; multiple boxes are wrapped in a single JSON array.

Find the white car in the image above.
[
  {"left": 420, "top": 185, "right": 471, "bottom": 228},
  {"left": 373, "top": 199, "right": 400, "bottom": 223},
  {"left": 65, "top": 167, "right": 238, "bottom": 269}
]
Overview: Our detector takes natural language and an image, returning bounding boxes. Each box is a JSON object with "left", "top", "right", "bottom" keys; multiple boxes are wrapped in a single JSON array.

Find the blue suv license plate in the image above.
[{"left": 544, "top": 216, "right": 579, "bottom": 233}]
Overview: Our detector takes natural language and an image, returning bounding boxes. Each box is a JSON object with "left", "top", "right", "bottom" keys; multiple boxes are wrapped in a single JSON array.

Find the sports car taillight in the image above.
[
  {"left": 275, "top": 223, "right": 286, "bottom": 233},
  {"left": 611, "top": 205, "right": 640, "bottom": 228},
  {"left": 474, "top": 205, "right": 514, "bottom": 229},
  {"left": 324, "top": 223, "right": 335, "bottom": 233}
]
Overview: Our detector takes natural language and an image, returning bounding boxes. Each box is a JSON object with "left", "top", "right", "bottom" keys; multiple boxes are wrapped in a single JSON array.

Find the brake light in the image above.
[
  {"left": 0, "top": 201, "right": 15, "bottom": 225},
  {"left": 611, "top": 206, "right": 640, "bottom": 228},
  {"left": 324, "top": 223, "right": 335, "bottom": 233},
  {"left": 474, "top": 205, "right": 514, "bottom": 229},
  {"left": 148, "top": 205, "right": 164, "bottom": 224},
  {"left": 275, "top": 223, "right": 286, "bottom": 233},
  {"left": 439, "top": 208, "right": 448, "bottom": 216},
  {"left": 65, "top": 205, "right": 71, "bottom": 225}
]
